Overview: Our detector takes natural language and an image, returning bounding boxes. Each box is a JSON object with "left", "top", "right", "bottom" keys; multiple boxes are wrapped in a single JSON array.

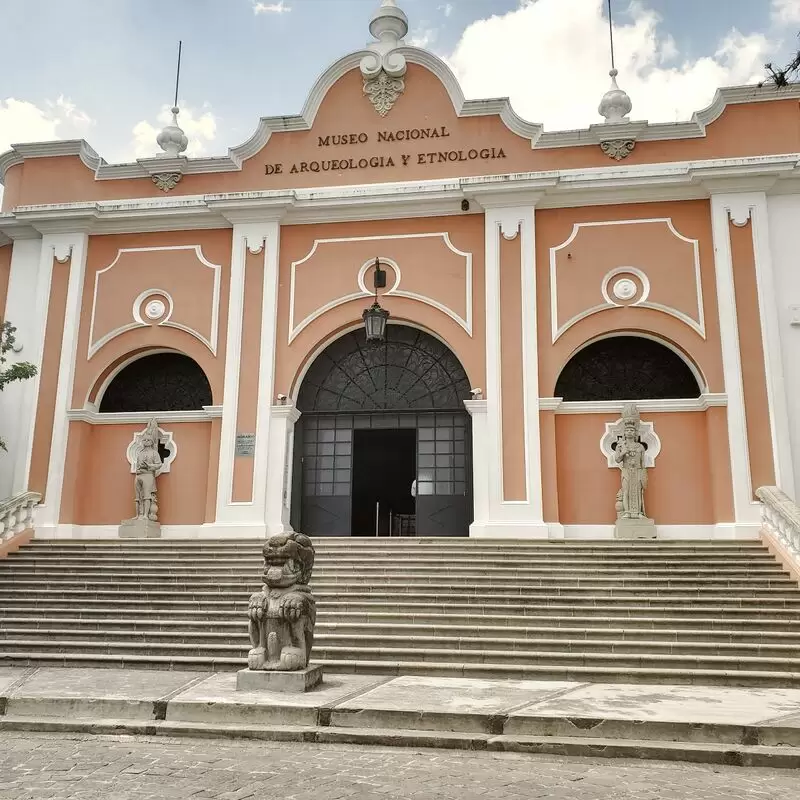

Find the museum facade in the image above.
[{"left": 1, "top": 0, "right": 800, "bottom": 540}]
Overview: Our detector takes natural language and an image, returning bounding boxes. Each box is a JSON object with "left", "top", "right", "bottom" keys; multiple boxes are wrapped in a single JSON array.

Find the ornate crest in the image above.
[
  {"left": 600, "top": 139, "right": 636, "bottom": 161},
  {"left": 364, "top": 71, "right": 405, "bottom": 116},
  {"left": 152, "top": 172, "right": 182, "bottom": 192}
]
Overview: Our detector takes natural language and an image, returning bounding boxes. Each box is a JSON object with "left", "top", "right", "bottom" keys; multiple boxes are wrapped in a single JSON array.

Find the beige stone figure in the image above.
[
  {"left": 614, "top": 404, "right": 656, "bottom": 539},
  {"left": 119, "top": 419, "right": 163, "bottom": 538}
]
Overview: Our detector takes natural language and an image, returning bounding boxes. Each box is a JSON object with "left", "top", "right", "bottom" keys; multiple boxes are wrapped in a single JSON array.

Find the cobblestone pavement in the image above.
[{"left": 0, "top": 732, "right": 797, "bottom": 800}]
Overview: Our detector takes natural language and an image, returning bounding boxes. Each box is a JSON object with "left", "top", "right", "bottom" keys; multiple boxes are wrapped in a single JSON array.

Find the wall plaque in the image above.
[{"left": 235, "top": 433, "right": 256, "bottom": 457}]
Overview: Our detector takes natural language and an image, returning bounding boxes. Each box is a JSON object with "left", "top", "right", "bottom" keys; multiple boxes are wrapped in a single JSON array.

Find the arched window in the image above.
[
  {"left": 297, "top": 326, "right": 470, "bottom": 412},
  {"left": 99, "top": 353, "right": 212, "bottom": 413},
  {"left": 554, "top": 336, "right": 701, "bottom": 402}
]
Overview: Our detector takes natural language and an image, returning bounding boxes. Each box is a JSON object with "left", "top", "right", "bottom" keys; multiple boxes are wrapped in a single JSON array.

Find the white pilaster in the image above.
[
  {"left": 709, "top": 194, "right": 761, "bottom": 526},
  {"left": 0, "top": 237, "right": 43, "bottom": 499},
  {"left": 464, "top": 399, "right": 488, "bottom": 536},
  {"left": 265, "top": 402, "right": 301, "bottom": 536},
  {"left": 216, "top": 221, "right": 280, "bottom": 525},
  {"left": 749, "top": 193, "right": 795, "bottom": 496},
  {"left": 477, "top": 205, "right": 547, "bottom": 537},
  {"left": 37, "top": 232, "right": 89, "bottom": 527}
]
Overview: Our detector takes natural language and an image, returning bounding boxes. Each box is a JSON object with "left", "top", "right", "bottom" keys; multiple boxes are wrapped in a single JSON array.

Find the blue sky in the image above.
[{"left": 0, "top": 0, "right": 797, "bottom": 163}]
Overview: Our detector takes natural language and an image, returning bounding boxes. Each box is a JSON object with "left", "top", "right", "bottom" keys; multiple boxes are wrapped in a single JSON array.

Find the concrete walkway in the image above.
[{"left": 2, "top": 667, "right": 800, "bottom": 768}]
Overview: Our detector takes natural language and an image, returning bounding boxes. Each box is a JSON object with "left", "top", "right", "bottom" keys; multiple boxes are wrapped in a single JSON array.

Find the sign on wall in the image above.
[{"left": 235, "top": 433, "right": 256, "bottom": 458}]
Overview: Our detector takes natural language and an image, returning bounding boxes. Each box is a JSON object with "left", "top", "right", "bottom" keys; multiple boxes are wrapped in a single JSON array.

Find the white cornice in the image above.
[
  {"left": 67, "top": 406, "right": 223, "bottom": 425},
  {"left": 539, "top": 394, "right": 728, "bottom": 414},
  {"left": 0, "top": 154, "right": 797, "bottom": 236}
]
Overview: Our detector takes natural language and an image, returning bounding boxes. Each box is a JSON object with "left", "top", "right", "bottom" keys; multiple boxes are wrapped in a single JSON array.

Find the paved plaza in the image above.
[{"left": 0, "top": 731, "right": 797, "bottom": 800}]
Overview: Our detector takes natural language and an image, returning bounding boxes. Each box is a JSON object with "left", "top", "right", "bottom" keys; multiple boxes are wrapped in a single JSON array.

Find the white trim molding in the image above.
[
  {"left": 265, "top": 402, "right": 302, "bottom": 536},
  {"left": 88, "top": 245, "right": 222, "bottom": 358},
  {"left": 540, "top": 394, "right": 728, "bottom": 414},
  {"left": 288, "top": 232, "right": 472, "bottom": 343},
  {"left": 67, "top": 406, "right": 222, "bottom": 424},
  {"left": 550, "top": 218, "right": 705, "bottom": 342}
]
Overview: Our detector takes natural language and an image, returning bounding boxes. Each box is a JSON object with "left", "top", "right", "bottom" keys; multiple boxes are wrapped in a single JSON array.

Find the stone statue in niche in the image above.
[
  {"left": 613, "top": 404, "right": 656, "bottom": 539},
  {"left": 237, "top": 532, "right": 322, "bottom": 692},
  {"left": 118, "top": 418, "right": 162, "bottom": 539}
]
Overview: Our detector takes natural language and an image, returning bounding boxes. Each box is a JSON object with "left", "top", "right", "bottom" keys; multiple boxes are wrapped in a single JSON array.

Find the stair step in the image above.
[{"left": 1, "top": 537, "right": 797, "bottom": 688}]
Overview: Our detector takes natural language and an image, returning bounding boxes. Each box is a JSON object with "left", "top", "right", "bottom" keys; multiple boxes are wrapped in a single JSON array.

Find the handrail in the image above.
[
  {"left": 0, "top": 491, "right": 41, "bottom": 543},
  {"left": 757, "top": 486, "right": 800, "bottom": 571}
]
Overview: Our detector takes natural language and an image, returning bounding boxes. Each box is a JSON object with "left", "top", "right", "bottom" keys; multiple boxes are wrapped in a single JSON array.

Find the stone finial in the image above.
[
  {"left": 360, "top": 0, "right": 408, "bottom": 116},
  {"left": 156, "top": 106, "right": 189, "bottom": 157},
  {"left": 598, "top": 69, "right": 632, "bottom": 124}
]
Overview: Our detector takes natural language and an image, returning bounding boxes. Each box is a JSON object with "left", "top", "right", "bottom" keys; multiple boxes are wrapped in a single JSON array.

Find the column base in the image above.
[
  {"left": 469, "top": 521, "right": 563, "bottom": 539},
  {"left": 118, "top": 519, "right": 161, "bottom": 539},
  {"left": 614, "top": 517, "right": 656, "bottom": 540}
]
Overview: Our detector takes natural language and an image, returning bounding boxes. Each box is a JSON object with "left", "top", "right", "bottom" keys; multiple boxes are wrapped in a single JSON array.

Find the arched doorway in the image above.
[{"left": 293, "top": 325, "right": 473, "bottom": 536}]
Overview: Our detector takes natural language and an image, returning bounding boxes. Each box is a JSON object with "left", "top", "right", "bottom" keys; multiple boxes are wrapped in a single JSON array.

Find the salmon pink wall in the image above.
[
  {"left": 275, "top": 215, "right": 485, "bottom": 399},
  {"left": 555, "top": 411, "right": 732, "bottom": 525},
  {"left": 3, "top": 64, "right": 799, "bottom": 208},
  {"left": 62, "top": 421, "right": 214, "bottom": 525},
  {"left": 536, "top": 200, "right": 723, "bottom": 396},
  {"left": 71, "top": 229, "right": 232, "bottom": 409}
]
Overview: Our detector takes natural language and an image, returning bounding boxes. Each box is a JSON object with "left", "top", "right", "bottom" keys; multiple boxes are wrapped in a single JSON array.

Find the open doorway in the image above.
[{"left": 352, "top": 428, "right": 416, "bottom": 536}]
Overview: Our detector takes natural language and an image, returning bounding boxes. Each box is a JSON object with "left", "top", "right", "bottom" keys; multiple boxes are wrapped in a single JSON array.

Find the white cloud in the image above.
[
  {"left": 129, "top": 104, "right": 218, "bottom": 160},
  {"left": 772, "top": 0, "right": 800, "bottom": 24},
  {"left": 409, "top": 27, "right": 438, "bottom": 49},
  {"left": 253, "top": 1, "right": 291, "bottom": 13},
  {"left": 0, "top": 95, "right": 94, "bottom": 152},
  {"left": 446, "top": 0, "right": 772, "bottom": 130},
  {"left": 439, "top": 3, "right": 454, "bottom": 16}
]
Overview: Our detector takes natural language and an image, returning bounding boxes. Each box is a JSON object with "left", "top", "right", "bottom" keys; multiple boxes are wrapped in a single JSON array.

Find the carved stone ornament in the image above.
[
  {"left": 119, "top": 418, "right": 164, "bottom": 539},
  {"left": 360, "top": 0, "right": 408, "bottom": 116},
  {"left": 125, "top": 422, "right": 176, "bottom": 475},
  {"left": 240, "top": 533, "right": 321, "bottom": 691},
  {"left": 608, "top": 404, "right": 657, "bottom": 539},
  {"left": 152, "top": 172, "right": 182, "bottom": 192},
  {"left": 364, "top": 71, "right": 405, "bottom": 116},
  {"left": 245, "top": 533, "right": 318, "bottom": 678},
  {"left": 600, "top": 139, "right": 636, "bottom": 160}
]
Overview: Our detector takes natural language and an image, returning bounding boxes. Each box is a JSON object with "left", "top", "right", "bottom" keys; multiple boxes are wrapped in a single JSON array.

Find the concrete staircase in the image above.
[{"left": 1, "top": 538, "right": 800, "bottom": 687}]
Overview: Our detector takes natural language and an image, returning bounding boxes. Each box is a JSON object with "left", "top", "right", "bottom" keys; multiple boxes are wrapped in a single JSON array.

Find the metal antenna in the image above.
[
  {"left": 607, "top": 0, "right": 616, "bottom": 71},
  {"left": 173, "top": 41, "right": 183, "bottom": 108}
]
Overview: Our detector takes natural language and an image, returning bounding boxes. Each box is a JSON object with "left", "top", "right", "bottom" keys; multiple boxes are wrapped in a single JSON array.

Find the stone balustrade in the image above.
[
  {"left": 757, "top": 486, "right": 800, "bottom": 569},
  {"left": 0, "top": 492, "right": 41, "bottom": 543}
]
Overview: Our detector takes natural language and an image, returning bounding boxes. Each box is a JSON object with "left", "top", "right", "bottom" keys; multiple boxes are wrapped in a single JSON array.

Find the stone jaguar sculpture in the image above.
[{"left": 247, "top": 532, "right": 317, "bottom": 672}]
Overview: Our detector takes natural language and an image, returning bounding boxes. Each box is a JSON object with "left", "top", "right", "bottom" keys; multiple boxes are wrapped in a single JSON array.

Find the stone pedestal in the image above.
[
  {"left": 236, "top": 666, "right": 323, "bottom": 693},
  {"left": 615, "top": 517, "right": 656, "bottom": 540},
  {"left": 118, "top": 519, "right": 161, "bottom": 539}
]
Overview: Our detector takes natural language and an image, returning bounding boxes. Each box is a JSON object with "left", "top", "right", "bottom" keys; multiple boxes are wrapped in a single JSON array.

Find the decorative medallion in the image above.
[
  {"left": 152, "top": 172, "right": 182, "bottom": 192},
  {"left": 612, "top": 278, "right": 637, "bottom": 300},
  {"left": 364, "top": 70, "right": 405, "bottom": 117},
  {"left": 600, "top": 139, "right": 636, "bottom": 161},
  {"left": 144, "top": 299, "right": 167, "bottom": 320}
]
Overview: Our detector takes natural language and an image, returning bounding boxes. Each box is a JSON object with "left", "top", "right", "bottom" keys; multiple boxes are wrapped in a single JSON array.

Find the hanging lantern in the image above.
[
  {"left": 362, "top": 258, "right": 390, "bottom": 342},
  {"left": 363, "top": 300, "right": 389, "bottom": 342}
]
